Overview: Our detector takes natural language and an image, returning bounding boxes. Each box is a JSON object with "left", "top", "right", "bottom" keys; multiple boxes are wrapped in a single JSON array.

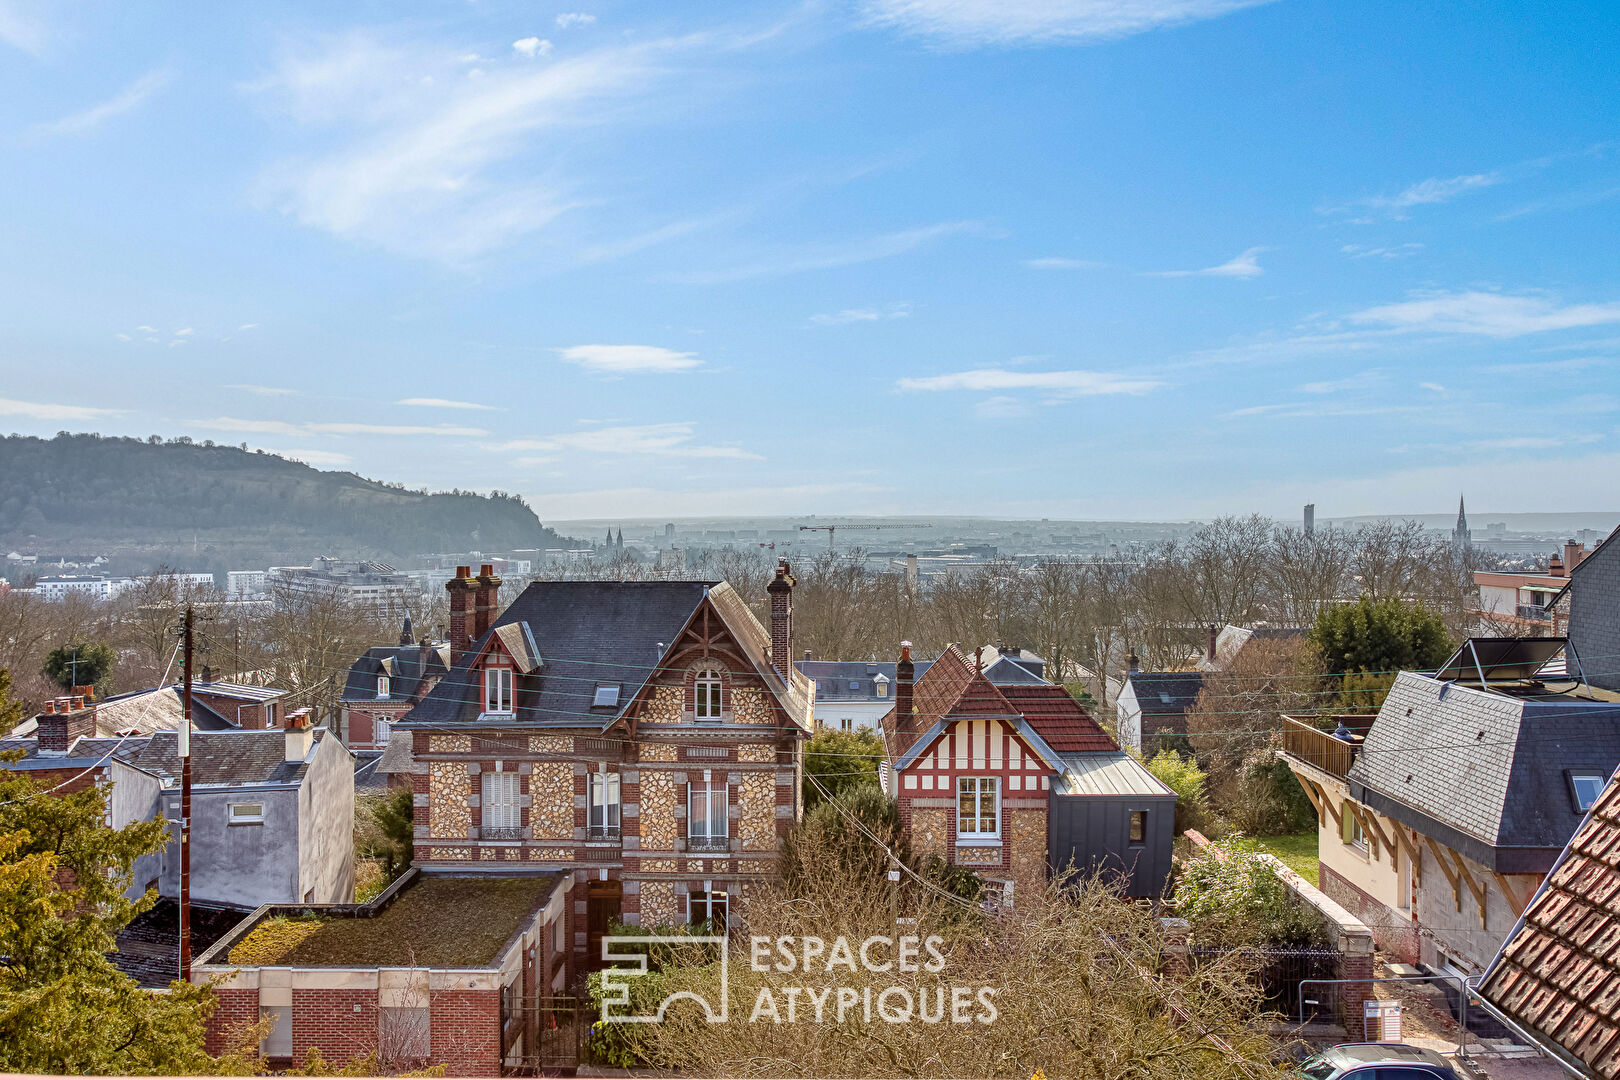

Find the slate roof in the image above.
[
  {"left": 342, "top": 642, "right": 450, "bottom": 703},
  {"left": 114, "top": 899, "right": 251, "bottom": 989},
  {"left": 116, "top": 729, "right": 333, "bottom": 786},
  {"left": 975, "top": 645, "right": 1049, "bottom": 685},
  {"left": 1125, "top": 671, "right": 1205, "bottom": 716},
  {"left": 1000, "top": 684, "right": 1117, "bottom": 752},
  {"left": 797, "top": 660, "right": 935, "bottom": 703},
  {"left": 1479, "top": 764, "right": 1620, "bottom": 1079},
  {"left": 353, "top": 750, "right": 387, "bottom": 793},
  {"left": 1349, "top": 671, "right": 1620, "bottom": 873},
  {"left": 401, "top": 579, "right": 810, "bottom": 731}
]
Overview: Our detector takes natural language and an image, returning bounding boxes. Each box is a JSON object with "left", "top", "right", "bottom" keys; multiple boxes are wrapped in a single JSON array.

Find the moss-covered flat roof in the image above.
[{"left": 233, "top": 875, "right": 559, "bottom": 969}]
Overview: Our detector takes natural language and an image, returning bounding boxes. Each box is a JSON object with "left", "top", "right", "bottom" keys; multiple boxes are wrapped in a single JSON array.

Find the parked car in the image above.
[{"left": 1298, "top": 1043, "right": 1461, "bottom": 1080}]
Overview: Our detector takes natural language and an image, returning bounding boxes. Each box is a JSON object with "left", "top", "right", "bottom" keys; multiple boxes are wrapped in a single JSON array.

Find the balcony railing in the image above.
[
  {"left": 1279, "top": 716, "right": 1362, "bottom": 780},
  {"left": 1516, "top": 603, "right": 1550, "bottom": 622},
  {"left": 587, "top": 825, "right": 621, "bottom": 842},
  {"left": 686, "top": 835, "right": 730, "bottom": 854},
  {"left": 480, "top": 826, "right": 522, "bottom": 841}
]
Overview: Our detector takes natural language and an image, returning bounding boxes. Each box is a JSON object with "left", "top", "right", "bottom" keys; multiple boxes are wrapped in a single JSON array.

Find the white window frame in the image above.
[
  {"left": 956, "top": 777, "right": 1000, "bottom": 842},
  {"left": 688, "top": 889, "right": 728, "bottom": 931},
  {"left": 481, "top": 771, "right": 521, "bottom": 833},
  {"left": 840, "top": 717, "right": 853, "bottom": 732},
  {"left": 376, "top": 675, "right": 390, "bottom": 699},
  {"left": 589, "top": 772, "right": 621, "bottom": 836},
  {"left": 373, "top": 714, "right": 393, "bottom": 746},
  {"left": 1570, "top": 772, "right": 1605, "bottom": 813},
  {"left": 694, "top": 669, "right": 723, "bottom": 720},
  {"left": 688, "top": 780, "right": 728, "bottom": 840},
  {"left": 483, "top": 666, "right": 514, "bottom": 715},
  {"left": 228, "top": 801, "right": 265, "bottom": 825}
]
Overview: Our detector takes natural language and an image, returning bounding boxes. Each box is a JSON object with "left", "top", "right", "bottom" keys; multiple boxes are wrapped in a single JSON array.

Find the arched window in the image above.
[{"left": 694, "top": 669, "right": 723, "bottom": 720}]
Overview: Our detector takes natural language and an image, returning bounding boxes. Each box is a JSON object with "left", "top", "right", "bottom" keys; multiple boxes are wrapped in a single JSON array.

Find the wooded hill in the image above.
[{"left": 0, "top": 433, "right": 570, "bottom": 575}]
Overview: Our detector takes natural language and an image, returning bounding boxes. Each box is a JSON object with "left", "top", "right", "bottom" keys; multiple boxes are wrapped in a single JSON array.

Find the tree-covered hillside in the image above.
[{"left": 0, "top": 433, "right": 570, "bottom": 574}]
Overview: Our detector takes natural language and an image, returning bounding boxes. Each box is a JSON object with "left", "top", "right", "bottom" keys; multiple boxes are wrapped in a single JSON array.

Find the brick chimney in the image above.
[
  {"left": 1127, "top": 650, "right": 1140, "bottom": 674},
  {"left": 37, "top": 698, "right": 96, "bottom": 753},
  {"left": 446, "top": 566, "right": 475, "bottom": 666},
  {"left": 1550, "top": 554, "right": 1566, "bottom": 578},
  {"left": 473, "top": 564, "right": 502, "bottom": 644},
  {"left": 1206, "top": 624, "right": 1219, "bottom": 664},
  {"left": 284, "top": 708, "right": 314, "bottom": 762},
  {"left": 766, "top": 559, "right": 795, "bottom": 676},
  {"left": 895, "top": 641, "right": 916, "bottom": 740},
  {"left": 1565, "top": 540, "right": 1587, "bottom": 574}
]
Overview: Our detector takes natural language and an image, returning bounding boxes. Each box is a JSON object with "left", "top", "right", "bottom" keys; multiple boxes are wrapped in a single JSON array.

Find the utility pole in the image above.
[{"left": 179, "top": 606, "right": 194, "bottom": 983}]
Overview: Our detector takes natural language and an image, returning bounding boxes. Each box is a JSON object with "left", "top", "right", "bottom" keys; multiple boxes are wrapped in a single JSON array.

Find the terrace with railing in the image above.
[{"left": 1279, "top": 715, "right": 1368, "bottom": 780}]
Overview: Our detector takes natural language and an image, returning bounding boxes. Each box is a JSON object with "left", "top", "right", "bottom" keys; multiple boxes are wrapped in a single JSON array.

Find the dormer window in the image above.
[
  {"left": 695, "top": 669, "right": 723, "bottom": 720},
  {"left": 484, "top": 667, "right": 514, "bottom": 715},
  {"left": 376, "top": 676, "right": 390, "bottom": 699},
  {"left": 874, "top": 674, "right": 889, "bottom": 699}
]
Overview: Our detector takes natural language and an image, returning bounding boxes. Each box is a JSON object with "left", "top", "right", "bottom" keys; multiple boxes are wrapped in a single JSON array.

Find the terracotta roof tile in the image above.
[
  {"left": 1481, "top": 764, "right": 1620, "bottom": 1079},
  {"left": 999, "top": 684, "right": 1117, "bottom": 753}
]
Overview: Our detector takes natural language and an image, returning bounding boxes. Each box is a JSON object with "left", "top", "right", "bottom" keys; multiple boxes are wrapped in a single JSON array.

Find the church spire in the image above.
[{"left": 1452, "top": 495, "right": 1471, "bottom": 550}]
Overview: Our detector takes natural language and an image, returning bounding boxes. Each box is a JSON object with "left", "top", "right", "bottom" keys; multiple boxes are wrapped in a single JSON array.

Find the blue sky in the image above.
[{"left": 2, "top": 0, "right": 1618, "bottom": 522}]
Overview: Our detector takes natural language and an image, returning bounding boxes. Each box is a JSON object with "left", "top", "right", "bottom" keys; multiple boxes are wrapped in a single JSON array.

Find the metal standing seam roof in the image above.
[
  {"left": 1479, "top": 763, "right": 1620, "bottom": 1079},
  {"left": 1055, "top": 751, "right": 1177, "bottom": 798},
  {"left": 1350, "top": 671, "right": 1620, "bottom": 872}
]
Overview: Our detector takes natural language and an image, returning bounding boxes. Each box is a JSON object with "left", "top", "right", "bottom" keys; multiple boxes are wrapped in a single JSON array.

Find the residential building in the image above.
[
  {"left": 195, "top": 871, "right": 573, "bottom": 1076},
  {"left": 9, "top": 680, "right": 289, "bottom": 739},
  {"left": 33, "top": 574, "right": 131, "bottom": 601},
  {"left": 1474, "top": 539, "right": 1588, "bottom": 632},
  {"left": 881, "top": 644, "right": 1174, "bottom": 900},
  {"left": 269, "top": 557, "right": 417, "bottom": 617},
  {"left": 1196, "top": 624, "right": 1308, "bottom": 673},
  {"left": 227, "top": 569, "right": 268, "bottom": 600},
  {"left": 1476, "top": 763, "right": 1620, "bottom": 1079},
  {"left": 398, "top": 563, "right": 813, "bottom": 957},
  {"left": 1278, "top": 638, "right": 1620, "bottom": 975},
  {"left": 1115, "top": 667, "right": 1203, "bottom": 755},
  {"left": 340, "top": 617, "right": 451, "bottom": 751},
  {"left": 1551, "top": 526, "right": 1620, "bottom": 691},
  {"left": 797, "top": 657, "right": 933, "bottom": 732}
]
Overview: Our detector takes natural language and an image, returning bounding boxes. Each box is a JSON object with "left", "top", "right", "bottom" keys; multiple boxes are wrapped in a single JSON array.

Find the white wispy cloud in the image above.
[
  {"left": 1350, "top": 290, "right": 1620, "bottom": 338},
  {"left": 275, "top": 448, "right": 354, "bottom": 466},
  {"left": 34, "top": 67, "right": 175, "bottom": 137},
  {"left": 974, "top": 395, "right": 1029, "bottom": 418},
  {"left": 247, "top": 30, "right": 725, "bottom": 261},
  {"left": 227, "top": 384, "right": 296, "bottom": 396},
  {"left": 0, "top": 1, "right": 48, "bottom": 54},
  {"left": 192, "top": 417, "right": 487, "bottom": 437},
  {"left": 668, "top": 220, "right": 991, "bottom": 284},
  {"left": 809, "top": 302, "right": 912, "bottom": 326},
  {"left": 858, "top": 0, "right": 1276, "bottom": 48},
  {"left": 0, "top": 397, "right": 120, "bottom": 420},
  {"left": 174, "top": 326, "right": 193, "bottom": 336},
  {"left": 1296, "top": 370, "right": 1384, "bottom": 394},
  {"left": 557, "top": 345, "right": 702, "bottom": 374},
  {"left": 1146, "top": 246, "right": 1265, "bottom": 279},
  {"left": 1024, "top": 256, "right": 1104, "bottom": 269},
  {"left": 557, "top": 13, "right": 597, "bottom": 29},
  {"left": 1420, "top": 382, "right": 1446, "bottom": 393},
  {"left": 495, "top": 422, "right": 760, "bottom": 460},
  {"left": 1341, "top": 242, "right": 1424, "bottom": 259},
  {"left": 1327, "top": 172, "right": 1500, "bottom": 220},
  {"left": 896, "top": 367, "right": 1162, "bottom": 396},
  {"left": 396, "top": 397, "right": 500, "bottom": 410},
  {"left": 136, "top": 325, "right": 157, "bottom": 333},
  {"left": 1224, "top": 402, "right": 1418, "bottom": 420},
  {"left": 512, "top": 37, "right": 553, "bottom": 58}
]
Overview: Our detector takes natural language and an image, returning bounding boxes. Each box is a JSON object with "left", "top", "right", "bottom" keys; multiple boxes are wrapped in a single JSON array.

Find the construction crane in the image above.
[{"left": 798, "top": 522, "right": 931, "bottom": 550}]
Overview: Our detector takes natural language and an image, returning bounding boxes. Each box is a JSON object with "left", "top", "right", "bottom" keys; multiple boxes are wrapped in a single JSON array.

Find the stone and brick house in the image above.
[
  {"left": 398, "top": 562, "right": 812, "bottom": 962},
  {"left": 195, "top": 870, "right": 573, "bottom": 1077},
  {"left": 1279, "top": 638, "right": 1620, "bottom": 975},
  {"left": 340, "top": 617, "right": 451, "bottom": 751},
  {"left": 881, "top": 644, "right": 1175, "bottom": 900}
]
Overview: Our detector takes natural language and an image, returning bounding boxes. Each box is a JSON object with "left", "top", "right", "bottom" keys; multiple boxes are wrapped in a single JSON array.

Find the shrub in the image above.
[
  {"left": 1176, "top": 836, "right": 1327, "bottom": 947},
  {"left": 1145, "top": 749, "right": 1208, "bottom": 834}
]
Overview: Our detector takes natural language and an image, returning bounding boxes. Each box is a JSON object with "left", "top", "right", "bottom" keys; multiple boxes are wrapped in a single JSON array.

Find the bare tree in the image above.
[{"left": 1266, "top": 525, "right": 1354, "bottom": 626}]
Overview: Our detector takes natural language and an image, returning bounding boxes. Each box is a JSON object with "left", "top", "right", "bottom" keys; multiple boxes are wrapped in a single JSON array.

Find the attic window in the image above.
[
  {"left": 593, "top": 684, "right": 621, "bottom": 708},
  {"left": 376, "top": 676, "right": 390, "bottom": 699},
  {"left": 1570, "top": 773, "right": 1606, "bottom": 813}
]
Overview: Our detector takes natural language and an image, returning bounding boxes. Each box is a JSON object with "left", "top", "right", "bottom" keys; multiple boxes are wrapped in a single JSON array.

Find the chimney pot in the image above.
[
  {"left": 44, "top": 700, "right": 55, "bottom": 715},
  {"left": 284, "top": 709, "right": 314, "bottom": 761}
]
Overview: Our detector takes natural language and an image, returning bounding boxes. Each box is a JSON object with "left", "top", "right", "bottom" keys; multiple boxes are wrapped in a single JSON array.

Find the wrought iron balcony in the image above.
[
  {"left": 686, "top": 835, "right": 730, "bottom": 854},
  {"left": 480, "top": 826, "right": 522, "bottom": 841},
  {"left": 587, "top": 825, "right": 621, "bottom": 841}
]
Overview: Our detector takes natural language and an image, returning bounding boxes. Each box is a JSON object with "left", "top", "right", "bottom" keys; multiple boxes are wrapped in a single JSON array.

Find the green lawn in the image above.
[{"left": 1255, "top": 832, "right": 1320, "bottom": 884}]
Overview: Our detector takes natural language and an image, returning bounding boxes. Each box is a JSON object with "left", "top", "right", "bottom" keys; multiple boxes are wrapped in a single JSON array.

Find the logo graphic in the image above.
[{"left": 599, "top": 935, "right": 730, "bottom": 1024}]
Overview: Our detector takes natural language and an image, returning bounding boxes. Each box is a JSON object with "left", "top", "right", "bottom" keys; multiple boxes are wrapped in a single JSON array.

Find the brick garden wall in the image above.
[{"left": 1320, "top": 863, "right": 1420, "bottom": 965}]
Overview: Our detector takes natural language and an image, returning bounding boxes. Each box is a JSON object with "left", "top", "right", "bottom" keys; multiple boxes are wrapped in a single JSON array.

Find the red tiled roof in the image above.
[
  {"left": 883, "top": 645, "right": 975, "bottom": 756},
  {"left": 943, "top": 675, "right": 1019, "bottom": 718},
  {"left": 1000, "top": 684, "right": 1118, "bottom": 753},
  {"left": 1480, "top": 765, "right": 1620, "bottom": 1079}
]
